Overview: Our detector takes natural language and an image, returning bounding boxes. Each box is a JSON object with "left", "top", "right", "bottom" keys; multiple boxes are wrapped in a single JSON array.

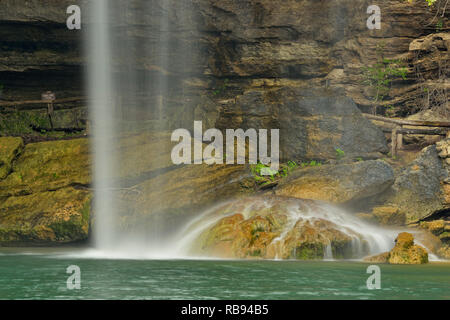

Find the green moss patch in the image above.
[{"left": 0, "top": 137, "right": 24, "bottom": 180}]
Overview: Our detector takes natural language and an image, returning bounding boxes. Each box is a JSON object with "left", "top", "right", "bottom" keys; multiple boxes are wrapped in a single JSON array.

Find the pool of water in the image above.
[{"left": 0, "top": 248, "right": 449, "bottom": 300}]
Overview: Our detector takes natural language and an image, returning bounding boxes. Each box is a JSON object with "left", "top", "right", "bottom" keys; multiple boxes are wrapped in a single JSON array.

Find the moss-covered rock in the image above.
[
  {"left": 0, "top": 137, "right": 23, "bottom": 180},
  {"left": 193, "top": 196, "right": 364, "bottom": 260},
  {"left": 364, "top": 232, "right": 429, "bottom": 264},
  {"left": 0, "top": 133, "right": 258, "bottom": 244},
  {"left": 0, "top": 187, "right": 90, "bottom": 243},
  {"left": 439, "top": 232, "right": 450, "bottom": 242},
  {"left": 0, "top": 138, "right": 91, "bottom": 244},
  {"left": 277, "top": 218, "right": 356, "bottom": 260},
  {"left": 437, "top": 245, "right": 450, "bottom": 259},
  {"left": 420, "top": 220, "right": 446, "bottom": 236},
  {"left": 388, "top": 232, "right": 428, "bottom": 265},
  {"left": 0, "top": 138, "right": 91, "bottom": 197},
  {"left": 0, "top": 111, "right": 51, "bottom": 136}
]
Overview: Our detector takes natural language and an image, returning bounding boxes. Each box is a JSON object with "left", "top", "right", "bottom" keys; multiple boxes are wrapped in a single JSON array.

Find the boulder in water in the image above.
[{"left": 388, "top": 232, "right": 428, "bottom": 265}]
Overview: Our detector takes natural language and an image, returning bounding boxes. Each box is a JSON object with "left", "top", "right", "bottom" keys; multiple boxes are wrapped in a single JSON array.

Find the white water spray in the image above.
[
  {"left": 87, "top": 0, "right": 117, "bottom": 251},
  {"left": 173, "top": 197, "right": 406, "bottom": 260},
  {"left": 87, "top": 0, "right": 201, "bottom": 257}
]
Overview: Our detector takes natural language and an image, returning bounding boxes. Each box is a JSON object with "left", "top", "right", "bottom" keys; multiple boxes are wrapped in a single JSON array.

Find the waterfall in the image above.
[
  {"left": 87, "top": 0, "right": 117, "bottom": 251},
  {"left": 87, "top": 0, "right": 199, "bottom": 257}
]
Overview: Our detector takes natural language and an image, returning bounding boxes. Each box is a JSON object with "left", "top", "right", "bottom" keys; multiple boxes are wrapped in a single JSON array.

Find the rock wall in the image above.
[
  {"left": 0, "top": 0, "right": 447, "bottom": 135},
  {"left": 0, "top": 134, "right": 255, "bottom": 244},
  {"left": 0, "top": 0, "right": 448, "bottom": 248}
]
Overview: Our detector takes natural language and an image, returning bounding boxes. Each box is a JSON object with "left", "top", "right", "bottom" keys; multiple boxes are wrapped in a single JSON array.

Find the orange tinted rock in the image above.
[
  {"left": 420, "top": 220, "right": 445, "bottom": 235},
  {"left": 275, "top": 160, "right": 394, "bottom": 204},
  {"left": 388, "top": 232, "right": 428, "bottom": 264},
  {"left": 395, "top": 232, "right": 414, "bottom": 249},
  {"left": 437, "top": 245, "right": 450, "bottom": 259},
  {"left": 389, "top": 244, "right": 428, "bottom": 265},
  {"left": 372, "top": 206, "right": 406, "bottom": 226},
  {"left": 364, "top": 252, "right": 389, "bottom": 263}
]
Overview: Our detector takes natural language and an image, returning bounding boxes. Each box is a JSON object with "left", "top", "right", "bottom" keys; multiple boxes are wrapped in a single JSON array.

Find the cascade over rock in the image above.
[
  {"left": 365, "top": 232, "right": 429, "bottom": 264},
  {"left": 183, "top": 196, "right": 400, "bottom": 260}
]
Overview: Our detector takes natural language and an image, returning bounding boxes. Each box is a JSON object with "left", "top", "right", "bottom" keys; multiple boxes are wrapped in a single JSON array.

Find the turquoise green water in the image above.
[{"left": 0, "top": 249, "right": 449, "bottom": 300}]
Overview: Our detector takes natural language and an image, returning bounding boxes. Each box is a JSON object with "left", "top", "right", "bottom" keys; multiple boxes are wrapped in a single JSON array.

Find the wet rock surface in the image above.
[
  {"left": 275, "top": 160, "right": 394, "bottom": 204},
  {"left": 0, "top": 138, "right": 91, "bottom": 243},
  {"left": 214, "top": 87, "right": 389, "bottom": 161},
  {"left": 388, "top": 232, "right": 429, "bottom": 264},
  {"left": 380, "top": 144, "right": 449, "bottom": 223},
  {"left": 190, "top": 196, "right": 391, "bottom": 260}
]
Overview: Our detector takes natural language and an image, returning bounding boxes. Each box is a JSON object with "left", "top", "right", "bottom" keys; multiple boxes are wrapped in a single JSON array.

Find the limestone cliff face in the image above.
[
  {"left": 0, "top": 1, "right": 448, "bottom": 246},
  {"left": 0, "top": 0, "right": 446, "bottom": 128},
  {"left": 0, "top": 0, "right": 82, "bottom": 100}
]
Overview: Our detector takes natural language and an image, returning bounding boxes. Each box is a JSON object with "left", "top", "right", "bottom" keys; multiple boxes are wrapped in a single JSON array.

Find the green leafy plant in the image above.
[
  {"left": 300, "top": 160, "right": 322, "bottom": 168},
  {"left": 363, "top": 58, "right": 407, "bottom": 102},
  {"left": 287, "top": 160, "right": 298, "bottom": 169},
  {"left": 335, "top": 148, "right": 345, "bottom": 160},
  {"left": 250, "top": 160, "right": 299, "bottom": 185}
]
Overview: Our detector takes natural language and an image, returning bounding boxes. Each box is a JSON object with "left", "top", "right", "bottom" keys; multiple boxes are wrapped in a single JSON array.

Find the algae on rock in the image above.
[{"left": 0, "top": 137, "right": 24, "bottom": 180}]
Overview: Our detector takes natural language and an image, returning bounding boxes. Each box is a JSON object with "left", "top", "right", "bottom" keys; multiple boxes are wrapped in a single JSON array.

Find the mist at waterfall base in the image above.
[
  {"left": 84, "top": 0, "right": 432, "bottom": 261},
  {"left": 86, "top": 0, "right": 193, "bottom": 257}
]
